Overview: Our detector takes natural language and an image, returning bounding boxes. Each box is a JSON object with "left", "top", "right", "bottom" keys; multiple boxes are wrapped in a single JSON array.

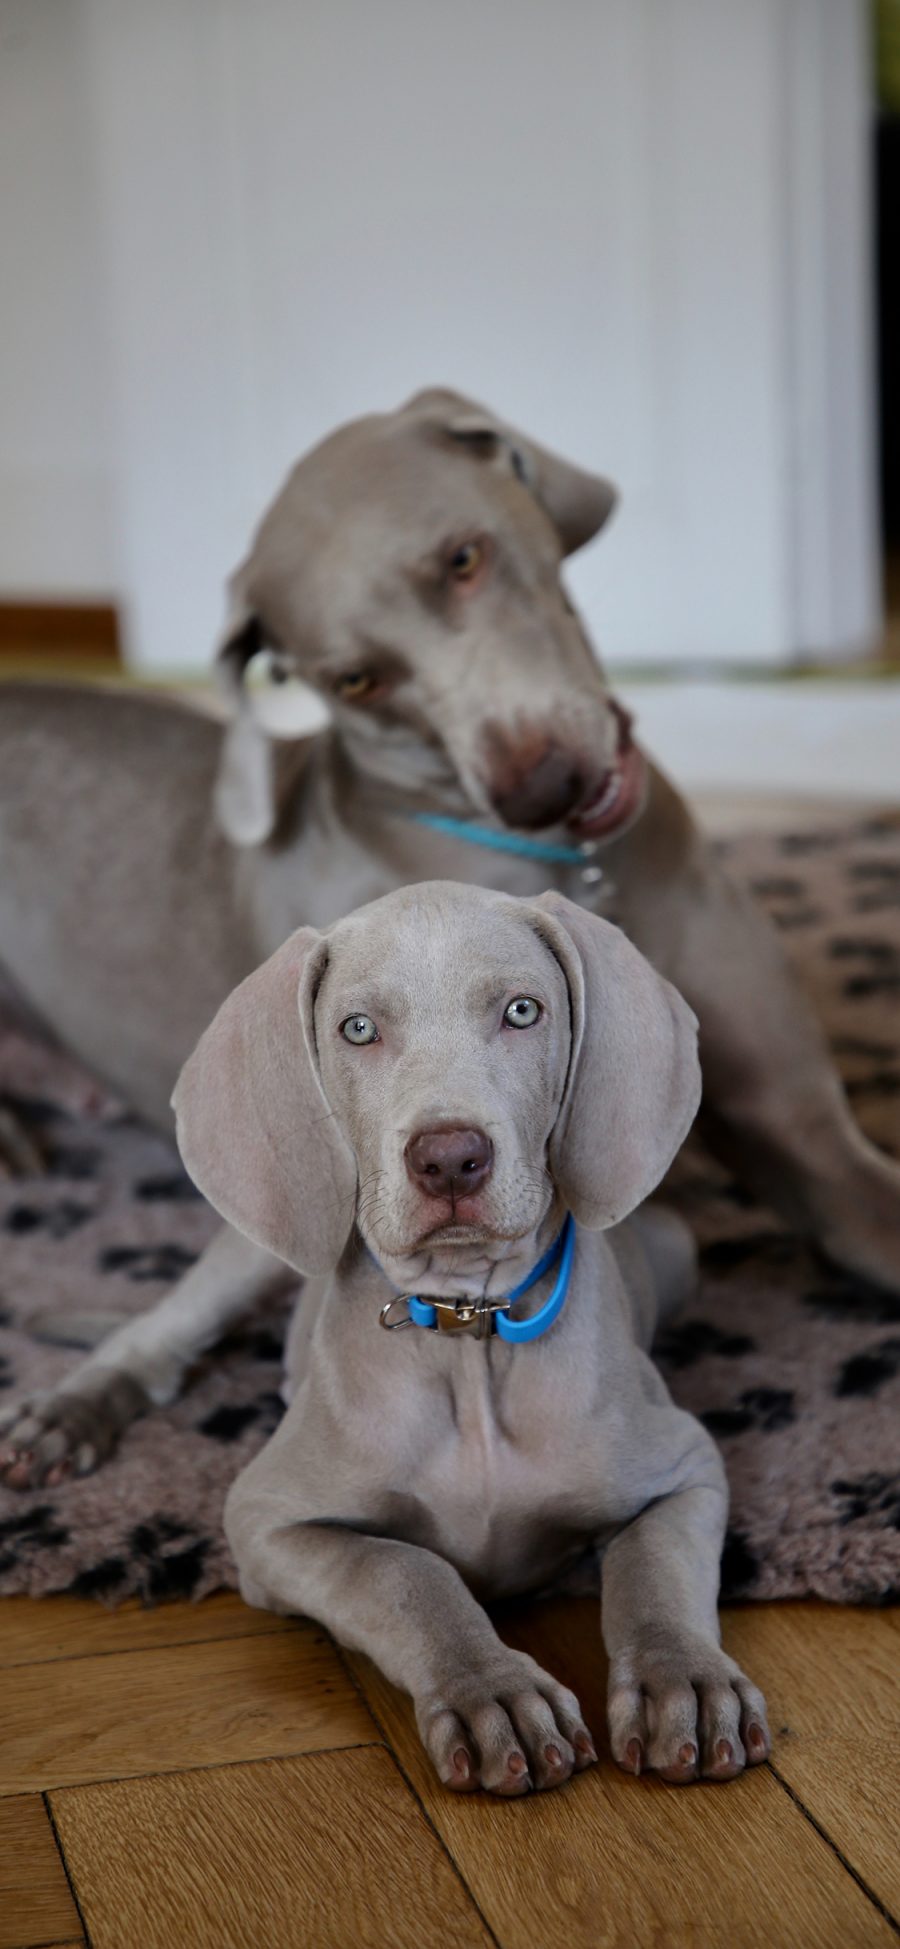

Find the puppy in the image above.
[{"left": 174, "top": 881, "right": 770, "bottom": 1795}]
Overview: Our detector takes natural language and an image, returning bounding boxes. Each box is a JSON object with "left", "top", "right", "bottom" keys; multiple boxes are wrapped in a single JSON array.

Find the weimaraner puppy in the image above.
[
  {"left": 0, "top": 385, "right": 897, "bottom": 1489},
  {"left": 174, "top": 880, "right": 771, "bottom": 1796}
]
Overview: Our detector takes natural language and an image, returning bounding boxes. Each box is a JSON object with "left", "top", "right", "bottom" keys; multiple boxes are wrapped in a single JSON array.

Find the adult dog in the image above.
[{"left": 0, "top": 387, "right": 897, "bottom": 1486}]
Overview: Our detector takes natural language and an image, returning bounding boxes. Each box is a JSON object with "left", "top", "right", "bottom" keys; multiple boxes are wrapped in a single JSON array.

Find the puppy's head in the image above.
[{"left": 172, "top": 884, "right": 700, "bottom": 1286}]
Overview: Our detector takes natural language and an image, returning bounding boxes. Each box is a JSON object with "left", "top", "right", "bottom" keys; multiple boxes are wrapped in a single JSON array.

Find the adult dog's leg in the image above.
[
  {"left": 673, "top": 865, "right": 900, "bottom": 1290},
  {"left": 0, "top": 1105, "right": 44, "bottom": 1176},
  {"left": 226, "top": 1511, "right": 597, "bottom": 1796},
  {"left": 0, "top": 1224, "right": 293, "bottom": 1487},
  {"left": 621, "top": 788, "right": 900, "bottom": 1291},
  {"left": 602, "top": 1473, "right": 770, "bottom": 1782}
]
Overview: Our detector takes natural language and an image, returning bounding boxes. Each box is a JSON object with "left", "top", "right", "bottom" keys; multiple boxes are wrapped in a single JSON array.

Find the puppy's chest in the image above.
[{"left": 400, "top": 1353, "right": 635, "bottom": 1594}]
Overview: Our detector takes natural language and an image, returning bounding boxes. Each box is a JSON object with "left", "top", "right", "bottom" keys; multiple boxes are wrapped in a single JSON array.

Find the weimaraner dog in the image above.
[
  {"left": 0, "top": 385, "right": 897, "bottom": 1488},
  {"left": 175, "top": 880, "right": 771, "bottom": 1795}
]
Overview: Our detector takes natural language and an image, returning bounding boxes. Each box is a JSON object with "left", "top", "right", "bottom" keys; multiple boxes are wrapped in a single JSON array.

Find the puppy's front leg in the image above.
[
  {"left": 227, "top": 1511, "right": 596, "bottom": 1796},
  {"left": 601, "top": 1474, "right": 770, "bottom": 1783}
]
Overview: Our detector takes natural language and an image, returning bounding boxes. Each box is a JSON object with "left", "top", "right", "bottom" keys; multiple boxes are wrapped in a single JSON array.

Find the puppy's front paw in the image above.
[
  {"left": 608, "top": 1636, "right": 770, "bottom": 1783},
  {"left": 0, "top": 1373, "right": 147, "bottom": 1489},
  {"left": 417, "top": 1650, "right": 597, "bottom": 1796}
]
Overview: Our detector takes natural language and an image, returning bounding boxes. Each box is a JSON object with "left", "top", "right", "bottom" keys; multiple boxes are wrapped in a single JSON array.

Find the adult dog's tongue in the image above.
[{"left": 569, "top": 742, "right": 646, "bottom": 840}]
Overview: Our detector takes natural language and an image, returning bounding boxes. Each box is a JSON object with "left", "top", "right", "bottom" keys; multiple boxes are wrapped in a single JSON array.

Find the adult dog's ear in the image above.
[
  {"left": 406, "top": 387, "right": 618, "bottom": 556},
  {"left": 213, "top": 583, "right": 277, "bottom": 847},
  {"left": 172, "top": 929, "right": 357, "bottom": 1274},
  {"left": 531, "top": 891, "right": 700, "bottom": 1229}
]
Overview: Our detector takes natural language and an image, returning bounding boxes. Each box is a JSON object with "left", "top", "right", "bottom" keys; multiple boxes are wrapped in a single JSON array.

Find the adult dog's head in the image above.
[
  {"left": 172, "top": 884, "right": 699, "bottom": 1296},
  {"left": 214, "top": 389, "right": 646, "bottom": 848}
]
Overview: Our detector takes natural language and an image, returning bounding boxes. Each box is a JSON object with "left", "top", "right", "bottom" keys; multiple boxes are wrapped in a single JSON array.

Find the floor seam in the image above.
[
  {"left": 334, "top": 1645, "right": 503, "bottom": 1949},
  {"left": 43, "top": 1788, "right": 91, "bottom": 1948},
  {"left": 0, "top": 1620, "right": 299, "bottom": 1673},
  {"left": 767, "top": 1758, "right": 900, "bottom": 1936},
  {"left": 23, "top": 1737, "right": 385, "bottom": 1802}
]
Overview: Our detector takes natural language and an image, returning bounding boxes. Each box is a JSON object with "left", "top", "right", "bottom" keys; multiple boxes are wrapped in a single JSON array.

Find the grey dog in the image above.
[
  {"left": 0, "top": 386, "right": 897, "bottom": 1489},
  {"left": 174, "top": 880, "right": 771, "bottom": 1797}
]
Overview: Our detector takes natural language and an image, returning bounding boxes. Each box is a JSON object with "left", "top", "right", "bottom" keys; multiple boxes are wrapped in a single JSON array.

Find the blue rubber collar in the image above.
[
  {"left": 403, "top": 811, "right": 594, "bottom": 869},
  {"left": 407, "top": 1213, "right": 575, "bottom": 1344}
]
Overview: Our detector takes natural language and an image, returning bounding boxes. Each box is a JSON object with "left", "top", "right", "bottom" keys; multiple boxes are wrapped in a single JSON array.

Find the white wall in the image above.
[
  {"left": 0, "top": 0, "right": 880, "bottom": 669},
  {"left": 0, "top": 0, "right": 115, "bottom": 593}
]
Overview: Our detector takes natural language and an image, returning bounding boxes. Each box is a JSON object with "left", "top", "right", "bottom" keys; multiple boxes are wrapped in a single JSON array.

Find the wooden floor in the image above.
[{"left": 0, "top": 1593, "right": 897, "bottom": 1949}]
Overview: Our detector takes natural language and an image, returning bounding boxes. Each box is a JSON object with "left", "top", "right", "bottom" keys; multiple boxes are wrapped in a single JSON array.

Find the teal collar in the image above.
[
  {"left": 379, "top": 1214, "right": 576, "bottom": 1343},
  {"left": 404, "top": 810, "right": 597, "bottom": 871}
]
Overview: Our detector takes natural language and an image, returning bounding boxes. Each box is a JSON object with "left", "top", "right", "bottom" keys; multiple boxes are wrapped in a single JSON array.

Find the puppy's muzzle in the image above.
[{"left": 405, "top": 1126, "right": 494, "bottom": 1201}]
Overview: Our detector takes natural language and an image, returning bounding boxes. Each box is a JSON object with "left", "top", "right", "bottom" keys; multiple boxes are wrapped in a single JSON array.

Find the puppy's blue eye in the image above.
[
  {"left": 503, "top": 997, "right": 541, "bottom": 1029},
  {"left": 341, "top": 1015, "right": 379, "bottom": 1045}
]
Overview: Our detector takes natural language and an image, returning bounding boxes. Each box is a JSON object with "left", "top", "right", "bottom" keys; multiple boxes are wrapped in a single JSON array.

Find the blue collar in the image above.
[
  {"left": 379, "top": 1213, "right": 576, "bottom": 1344},
  {"left": 404, "top": 810, "right": 597, "bottom": 871}
]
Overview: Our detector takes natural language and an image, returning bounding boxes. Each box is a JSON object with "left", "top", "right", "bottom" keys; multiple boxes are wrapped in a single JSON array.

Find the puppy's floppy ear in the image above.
[
  {"left": 172, "top": 928, "right": 356, "bottom": 1274},
  {"left": 213, "top": 580, "right": 277, "bottom": 847},
  {"left": 531, "top": 891, "right": 700, "bottom": 1229},
  {"left": 406, "top": 387, "right": 617, "bottom": 556}
]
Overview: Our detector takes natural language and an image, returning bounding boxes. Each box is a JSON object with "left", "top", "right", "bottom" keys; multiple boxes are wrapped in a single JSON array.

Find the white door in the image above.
[{"left": 84, "top": 0, "right": 879, "bottom": 672}]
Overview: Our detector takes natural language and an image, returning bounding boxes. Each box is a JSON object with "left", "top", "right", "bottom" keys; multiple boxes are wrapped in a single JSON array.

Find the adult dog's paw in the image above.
[
  {"left": 0, "top": 1373, "right": 147, "bottom": 1489},
  {"left": 608, "top": 1636, "right": 770, "bottom": 1783},
  {"left": 0, "top": 1104, "right": 45, "bottom": 1176},
  {"left": 417, "top": 1649, "right": 597, "bottom": 1796}
]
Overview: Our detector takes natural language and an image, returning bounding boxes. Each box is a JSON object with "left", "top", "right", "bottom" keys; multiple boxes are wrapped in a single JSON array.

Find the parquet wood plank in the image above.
[
  {"left": 0, "top": 1592, "right": 291, "bottom": 1669},
  {"left": 0, "top": 1626, "right": 376, "bottom": 1796},
  {"left": 0, "top": 1794, "right": 83, "bottom": 1949},
  {"left": 346, "top": 1596, "right": 897, "bottom": 1947},
  {"left": 51, "top": 1748, "right": 489, "bottom": 1949},
  {"left": 724, "top": 1601, "right": 900, "bottom": 1918}
]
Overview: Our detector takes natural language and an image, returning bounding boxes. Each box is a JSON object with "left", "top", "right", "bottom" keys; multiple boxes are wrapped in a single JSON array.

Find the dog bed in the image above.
[{"left": 1, "top": 810, "right": 898, "bottom": 1605}]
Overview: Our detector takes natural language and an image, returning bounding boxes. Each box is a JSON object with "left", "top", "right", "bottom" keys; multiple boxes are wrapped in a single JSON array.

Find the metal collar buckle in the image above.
[
  {"left": 379, "top": 1293, "right": 505, "bottom": 1337},
  {"left": 429, "top": 1296, "right": 504, "bottom": 1338}
]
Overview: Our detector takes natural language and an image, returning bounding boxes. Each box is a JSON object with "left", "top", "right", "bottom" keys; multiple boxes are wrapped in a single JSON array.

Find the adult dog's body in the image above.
[
  {"left": 174, "top": 881, "right": 770, "bottom": 1796},
  {"left": 0, "top": 386, "right": 898, "bottom": 1485}
]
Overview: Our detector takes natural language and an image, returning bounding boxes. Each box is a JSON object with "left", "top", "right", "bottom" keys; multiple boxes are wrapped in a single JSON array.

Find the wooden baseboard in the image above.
[{"left": 0, "top": 601, "right": 122, "bottom": 663}]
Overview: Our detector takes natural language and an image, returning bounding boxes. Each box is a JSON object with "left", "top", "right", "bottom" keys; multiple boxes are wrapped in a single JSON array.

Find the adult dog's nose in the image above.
[
  {"left": 489, "top": 745, "right": 586, "bottom": 830},
  {"left": 405, "top": 1127, "right": 494, "bottom": 1200}
]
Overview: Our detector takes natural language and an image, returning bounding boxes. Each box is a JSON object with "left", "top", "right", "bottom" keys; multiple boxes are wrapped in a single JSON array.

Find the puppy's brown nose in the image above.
[{"left": 405, "top": 1127, "right": 493, "bottom": 1200}]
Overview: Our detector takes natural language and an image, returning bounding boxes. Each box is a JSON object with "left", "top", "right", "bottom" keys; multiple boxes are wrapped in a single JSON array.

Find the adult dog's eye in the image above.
[
  {"left": 336, "top": 670, "right": 373, "bottom": 701},
  {"left": 449, "top": 541, "right": 483, "bottom": 583},
  {"left": 503, "top": 997, "right": 541, "bottom": 1029},
  {"left": 341, "top": 1014, "right": 379, "bottom": 1045}
]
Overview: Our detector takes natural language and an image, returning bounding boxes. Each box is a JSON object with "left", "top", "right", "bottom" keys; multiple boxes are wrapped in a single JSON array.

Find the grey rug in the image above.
[{"left": 1, "top": 812, "right": 898, "bottom": 1605}]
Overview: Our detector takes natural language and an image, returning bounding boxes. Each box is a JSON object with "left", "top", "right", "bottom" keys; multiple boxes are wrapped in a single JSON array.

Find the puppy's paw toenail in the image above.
[
  {"left": 747, "top": 1723, "right": 767, "bottom": 1757},
  {"left": 678, "top": 1743, "right": 697, "bottom": 1769},
  {"left": 544, "top": 1744, "right": 563, "bottom": 1769},
  {"left": 574, "top": 1730, "right": 598, "bottom": 1765},
  {"left": 451, "top": 1747, "right": 471, "bottom": 1782},
  {"left": 715, "top": 1740, "right": 733, "bottom": 1765},
  {"left": 507, "top": 1751, "right": 528, "bottom": 1777},
  {"left": 625, "top": 1738, "right": 643, "bottom": 1775}
]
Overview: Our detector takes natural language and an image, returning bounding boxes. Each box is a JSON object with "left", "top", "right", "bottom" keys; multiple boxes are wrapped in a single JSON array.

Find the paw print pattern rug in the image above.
[{"left": 1, "top": 811, "right": 898, "bottom": 1606}]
